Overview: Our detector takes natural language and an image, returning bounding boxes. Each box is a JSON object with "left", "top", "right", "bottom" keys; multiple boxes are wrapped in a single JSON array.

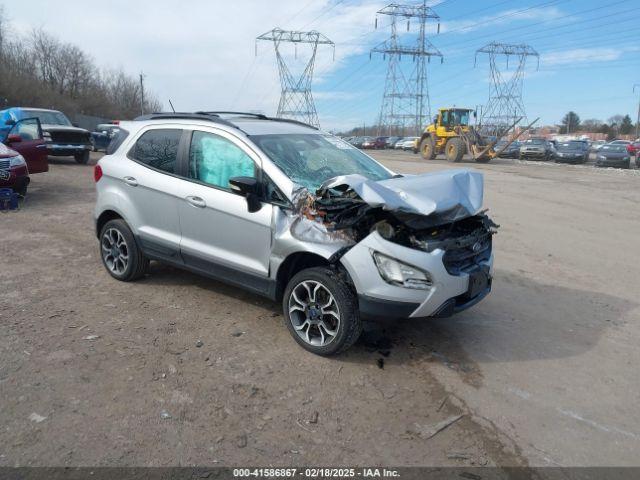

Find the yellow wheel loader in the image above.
[{"left": 418, "top": 107, "right": 538, "bottom": 163}]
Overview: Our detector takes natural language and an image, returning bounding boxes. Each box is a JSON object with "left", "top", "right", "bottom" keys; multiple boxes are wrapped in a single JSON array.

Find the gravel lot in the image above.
[{"left": 1, "top": 150, "right": 639, "bottom": 467}]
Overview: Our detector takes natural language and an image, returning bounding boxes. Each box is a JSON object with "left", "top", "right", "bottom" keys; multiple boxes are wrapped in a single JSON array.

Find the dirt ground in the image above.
[{"left": 1, "top": 150, "right": 639, "bottom": 468}]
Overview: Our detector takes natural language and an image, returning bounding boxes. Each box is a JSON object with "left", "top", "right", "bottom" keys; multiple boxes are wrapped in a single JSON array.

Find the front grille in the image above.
[
  {"left": 49, "top": 131, "right": 89, "bottom": 144},
  {"left": 0, "top": 159, "right": 10, "bottom": 170},
  {"left": 442, "top": 235, "right": 492, "bottom": 275}
]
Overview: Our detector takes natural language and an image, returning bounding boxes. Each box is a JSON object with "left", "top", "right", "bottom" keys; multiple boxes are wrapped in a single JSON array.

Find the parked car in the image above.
[
  {"left": 625, "top": 141, "right": 640, "bottom": 156},
  {"left": 91, "top": 124, "right": 121, "bottom": 152},
  {"left": 94, "top": 112, "right": 496, "bottom": 355},
  {"left": 553, "top": 140, "right": 589, "bottom": 164},
  {"left": 608, "top": 140, "right": 631, "bottom": 146},
  {"left": 0, "top": 142, "right": 29, "bottom": 196},
  {"left": 595, "top": 144, "right": 631, "bottom": 169},
  {"left": 371, "top": 136, "right": 388, "bottom": 149},
  {"left": 1, "top": 116, "right": 48, "bottom": 175},
  {"left": 385, "top": 136, "right": 402, "bottom": 149},
  {"left": 494, "top": 140, "right": 521, "bottom": 158},
  {"left": 394, "top": 138, "right": 406, "bottom": 149},
  {"left": 519, "top": 138, "right": 555, "bottom": 160},
  {"left": 350, "top": 137, "right": 365, "bottom": 148},
  {"left": 401, "top": 137, "right": 419, "bottom": 152},
  {"left": 0, "top": 107, "right": 92, "bottom": 164},
  {"left": 360, "top": 137, "right": 376, "bottom": 149},
  {"left": 589, "top": 140, "right": 606, "bottom": 151}
]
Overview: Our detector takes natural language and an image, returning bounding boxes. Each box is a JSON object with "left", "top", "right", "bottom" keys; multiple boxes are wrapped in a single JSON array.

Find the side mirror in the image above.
[
  {"left": 229, "top": 176, "right": 262, "bottom": 213},
  {"left": 5, "top": 119, "right": 15, "bottom": 126},
  {"left": 6, "top": 134, "right": 22, "bottom": 143}
]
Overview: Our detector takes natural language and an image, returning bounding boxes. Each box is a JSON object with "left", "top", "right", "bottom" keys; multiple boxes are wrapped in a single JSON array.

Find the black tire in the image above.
[
  {"left": 445, "top": 137, "right": 465, "bottom": 162},
  {"left": 282, "top": 267, "right": 362, "bottom": 356},
  {"left": 99, "top": 219, "right": 148, "bottom": 282},
  {"left": 419, "top": 136, "right": 436, "bottom": 160},
  {"left": 75, "top": 150, "right": 90, "bottom": 164}
]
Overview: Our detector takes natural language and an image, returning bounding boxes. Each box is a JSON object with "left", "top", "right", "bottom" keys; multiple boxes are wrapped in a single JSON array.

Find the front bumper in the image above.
[
  {"left": 520, "top": 150, "right": 548, "bottom": 159},
  {"left": 555, "top": 154, "right": 586, "bottom": 164},
  {"left": 595, "top": 159, "right": 630, "bottom": 168},
  {"left": 47, "top": 143, "right": 91, "bottom": 156},
  {"left": 0, "top": 165, "right": 30, "bottom": 191},
  {"left": 340, "top": 231, "right": 493, "bottom": 319}
]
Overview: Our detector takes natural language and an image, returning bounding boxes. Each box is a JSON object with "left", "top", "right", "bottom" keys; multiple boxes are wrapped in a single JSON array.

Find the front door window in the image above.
[{"left": 188, "top": 131, "right": 256, "bottom": 189}]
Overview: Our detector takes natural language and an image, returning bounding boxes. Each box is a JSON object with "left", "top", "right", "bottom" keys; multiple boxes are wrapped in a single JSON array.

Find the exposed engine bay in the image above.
[{"left": 289, "top": 169, "right": 499, "bottom": 262}]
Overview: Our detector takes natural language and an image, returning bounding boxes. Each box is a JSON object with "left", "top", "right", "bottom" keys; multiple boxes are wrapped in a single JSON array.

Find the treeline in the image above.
[
  {"left": 560, "top": 111, "right": 637, "bottom": 138},
  {"left": 0, "top": 6, "right": 162, "bottom": 120}
]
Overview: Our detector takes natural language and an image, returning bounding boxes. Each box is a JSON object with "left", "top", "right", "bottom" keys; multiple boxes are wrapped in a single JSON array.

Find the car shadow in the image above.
[
  {"left": 47, "top": 156, "right": 97, "bottom": 166},
  {"left": 338, "top": 269, "right": 636, "bottom": 381},
  {"left": 139, "top": 264, "right": 635, "bottom": 374}
]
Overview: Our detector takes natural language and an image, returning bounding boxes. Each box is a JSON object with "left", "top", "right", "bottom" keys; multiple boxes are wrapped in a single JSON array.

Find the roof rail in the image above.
[
  {"left": 133, "top": 112, "right": 239, "bottom": 129},
  {"left": 196, "top": 111, "right": 269, "bottom": 119},
  {"left": 198, "top": 111, "right": 319, "bottom": 130},
  {"left": 265, "top": 116, "right": 319, "bottom": 130},
  {"left": 133, "top": 112, "right": 319, "bottom": 132}
]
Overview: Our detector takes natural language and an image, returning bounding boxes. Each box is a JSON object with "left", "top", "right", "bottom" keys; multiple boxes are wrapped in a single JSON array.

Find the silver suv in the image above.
[{"left": 94, "top": 112, "right": 496, "bottom": 355}]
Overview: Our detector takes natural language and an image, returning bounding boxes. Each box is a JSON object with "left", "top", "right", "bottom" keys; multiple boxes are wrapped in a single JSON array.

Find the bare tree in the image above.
[{"left": 0, "top": 16, "right": 161, "bottom": 120}]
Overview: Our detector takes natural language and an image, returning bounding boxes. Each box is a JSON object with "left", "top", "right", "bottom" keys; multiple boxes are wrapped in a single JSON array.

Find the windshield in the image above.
[
  {"left": 525, "top": 139, "right": 545, "bottom": 145},
  {"left": 452, "top": 110, "right": 470, "bottom": 126},
  {"left": 600, "top": 145, "right": 626, "bottom": 153},
  {"left": 22, "top": 109, "right": 71, "bottom": 126},
  {"left": 251, "top": 133, "right": 393, "bottom": 191},
  {"left": 558, "top": 141, "right": 585, "bottom": 150}
]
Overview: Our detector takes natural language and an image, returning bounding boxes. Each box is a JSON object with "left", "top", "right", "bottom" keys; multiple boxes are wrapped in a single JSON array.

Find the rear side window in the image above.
[{"left": 130, "top": 129, "right": 181, "bottom": 174}]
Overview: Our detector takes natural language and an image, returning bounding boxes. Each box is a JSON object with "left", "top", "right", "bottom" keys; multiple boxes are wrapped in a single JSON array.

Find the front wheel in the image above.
[
  {"left": 445, "top": 138, "right": 465, "bottom": 162},
  {"left": 283, "top": 267, "right": 362, "bottom": 356},
  {"left": 419, "top": 136, "right": 436, "bottom": 160},
  {"left": 75, "top": 150, "right": 90, "bottom": 164}
]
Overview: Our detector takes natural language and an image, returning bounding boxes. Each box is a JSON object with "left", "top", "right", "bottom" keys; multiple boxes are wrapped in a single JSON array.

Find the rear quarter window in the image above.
[
  {"left": 106, "top": 128, "right": 129, "bottom": 155},
  {"left": 128, "top": 129, "right": 182, "bottom": 174}
]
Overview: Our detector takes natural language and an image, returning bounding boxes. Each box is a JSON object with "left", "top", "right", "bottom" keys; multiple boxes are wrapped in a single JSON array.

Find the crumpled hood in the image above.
[{"left": 318, "top": 169, "right": 484, "bottom": 221}]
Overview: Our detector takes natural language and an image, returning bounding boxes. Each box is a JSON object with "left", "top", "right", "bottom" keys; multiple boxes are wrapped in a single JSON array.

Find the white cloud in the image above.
[
  {"left": 438, "top": 6, "right": 564, "bottom": 35},
  {"left": 542, "top": 48, "right": 621, "bottom": 66},
  {"left": 5, "top": 0, "right": 387, "bottom": 117}
]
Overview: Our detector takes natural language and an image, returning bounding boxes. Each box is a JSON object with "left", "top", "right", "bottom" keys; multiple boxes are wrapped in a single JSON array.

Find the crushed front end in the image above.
[{"left": 286, "top": 169, "right": 498, "bottom": 320}]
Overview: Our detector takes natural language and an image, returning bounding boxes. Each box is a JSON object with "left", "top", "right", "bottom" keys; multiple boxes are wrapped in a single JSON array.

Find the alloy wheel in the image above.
[
  {"left": 101, "top": 228, "right": 129, "bottom": 275},
  {"left": 288, "top": 280, "right": 341, "bottom": 347}
]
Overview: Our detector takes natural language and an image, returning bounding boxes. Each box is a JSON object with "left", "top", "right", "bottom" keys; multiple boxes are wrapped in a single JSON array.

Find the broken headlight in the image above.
[{"left": 372, "top": 252, "right": 432, "bottom": 290}]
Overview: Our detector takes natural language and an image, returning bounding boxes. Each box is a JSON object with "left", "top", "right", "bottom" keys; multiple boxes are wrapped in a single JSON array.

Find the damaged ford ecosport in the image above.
[{"left": 94, "top": 112, "right": 497, "bottom": 355}]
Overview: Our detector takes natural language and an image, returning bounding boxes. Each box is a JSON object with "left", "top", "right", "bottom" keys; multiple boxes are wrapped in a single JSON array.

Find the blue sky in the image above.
[{"left": 5, "top": 0, "right": 640, "bottom": 131}]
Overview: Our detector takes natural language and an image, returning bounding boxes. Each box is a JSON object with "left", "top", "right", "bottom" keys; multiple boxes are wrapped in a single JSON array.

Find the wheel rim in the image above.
[
  {"left": 101, "top": 228, "right": 129, "bottom": 275},
  {"left": 288, "top": 280, "right": 340, "bottom": 347}
]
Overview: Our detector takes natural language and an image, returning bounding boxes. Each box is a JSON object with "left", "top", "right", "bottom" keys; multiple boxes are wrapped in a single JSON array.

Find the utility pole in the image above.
[
  {"left": 475, "top": 42, "right": 539, "bottom": 137},
  {"left": 371, "top": 1, "right": 443, "bottom": 137},
  {"left": 256, "top": 28, "right": 334, "bottom": 128},
  {"left": 139, "top": 73, "right": 145, "bottom": 116},
  {"left": 634, "top": 84, "right": 640, "bottom": 139}
]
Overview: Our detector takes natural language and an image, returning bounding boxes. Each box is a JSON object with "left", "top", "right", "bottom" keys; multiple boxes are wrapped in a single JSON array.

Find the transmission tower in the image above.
[
  {"left": 256, "top": 28, "right": 334, "bottom": 128},
  {"left": 475, "top": 42, "right": 539, "bottom": 136},
  {"left": 371, "top": 1, "right": 443, "bottom": 137}
]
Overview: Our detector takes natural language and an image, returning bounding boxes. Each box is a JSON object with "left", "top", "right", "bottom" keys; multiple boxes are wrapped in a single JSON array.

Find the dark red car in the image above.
[
  {"left": 0, "top": 117, "right": 49, "bottom": 196},
  {"left": 0, "top": 142, "right": 29, "bottom": 196},
  {"left": 626, "top": 141, "right": 640, "bottom": 156}
]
